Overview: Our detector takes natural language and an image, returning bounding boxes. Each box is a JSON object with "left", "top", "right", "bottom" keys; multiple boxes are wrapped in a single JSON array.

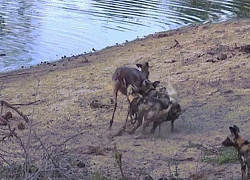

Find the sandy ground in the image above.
[{"left": 0, "top": 19, "right": 250, "bottom": 180}]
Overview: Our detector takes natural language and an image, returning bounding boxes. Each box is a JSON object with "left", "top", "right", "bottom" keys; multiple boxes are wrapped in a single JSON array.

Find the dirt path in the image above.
[{"left": 0, "top": 19, "right": 250, "bottom": 179}]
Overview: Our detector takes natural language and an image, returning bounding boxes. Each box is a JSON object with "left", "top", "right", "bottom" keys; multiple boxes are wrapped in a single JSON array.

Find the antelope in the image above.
[{"left": 109, "top": 62, "right": 149, "bottom": 129}]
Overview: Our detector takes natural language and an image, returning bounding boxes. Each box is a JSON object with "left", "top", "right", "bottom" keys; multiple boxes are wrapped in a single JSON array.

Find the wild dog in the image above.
[
  {"left": 113, "top": 79, "right": 158, "bottom": 137},
  {"left": 125, "top": 79, "right": 161, "bottom": 125},
  {"left": 139, "top": 79, "right": 171, "bottom": 108},
  {"left": 134, "top": 80, "right": 181, "bottom": 133},
  {"left": 126, "top": 84, "right": 173, "bottom": 136},
  {"left": 110, "top": 62, "right": 149, "bottom": 129},
  {"left": 222, "top": 125, "right": 250, "bottom": 180},
  {"left": 150, "top": 81, "right": 181, "bottom": 133}
]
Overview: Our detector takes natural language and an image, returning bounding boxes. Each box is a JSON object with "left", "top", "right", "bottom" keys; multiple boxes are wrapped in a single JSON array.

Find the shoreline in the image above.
[{"left": 0, "top": 18, "right": 247, "bottom": 77}]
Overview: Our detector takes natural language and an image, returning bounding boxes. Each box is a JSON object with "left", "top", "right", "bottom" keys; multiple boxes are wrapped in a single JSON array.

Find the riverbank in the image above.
[{"left": 0, "top": 19, "right": 250, "bottom": 179}]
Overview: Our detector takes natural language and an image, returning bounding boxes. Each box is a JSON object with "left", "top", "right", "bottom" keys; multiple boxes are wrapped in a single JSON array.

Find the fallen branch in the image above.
[
  {"left": 0, "top": 100, "right": 29, "bottom": 123},
  {"left": 53, "top": 130, "right": 87, "bottom": 147},
  {"left": 11, "top": 100, "right": 41, "bottom": 106},
  {"left": 166, "top": 39, "right": 180, "bottom": 50},
  {"left": 0, "top": 127, "right": 16, "bottom": 142}
]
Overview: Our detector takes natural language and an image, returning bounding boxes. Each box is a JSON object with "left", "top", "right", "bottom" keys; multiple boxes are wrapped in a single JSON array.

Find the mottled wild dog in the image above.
[
  {"left": 125, "top": 79, "right": 161, "bottom": 125},
  {"left": 138, "top": 79, "right": 170, "bottom": 108},
  {"left": 150, "top": 81, "right": 181, "bottom": 133},
  {"left": 110, "top": 62, "right": 149, "bottom": 129},
  {"left": 135, "top": 80, "right": 181, "bottom": 133},
  {"left": 126, "top": 84, "right": 173, "bottom": 136},
  {"left": 222, "top": 125, "right": 250, "bottom": 180}
]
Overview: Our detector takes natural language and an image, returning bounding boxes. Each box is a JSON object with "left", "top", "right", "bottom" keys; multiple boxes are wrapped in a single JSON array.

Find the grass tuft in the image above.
[{"left": 202, "top": 147, "right": 238, "bottom": 164}]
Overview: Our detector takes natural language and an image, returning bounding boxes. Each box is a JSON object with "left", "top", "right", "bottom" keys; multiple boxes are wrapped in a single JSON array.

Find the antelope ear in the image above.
[
  {"left": 152, "top": 81, "right": 160, "bottom": 88},
  {"left": 145, "top": 62, "right": 149, "bottom": 67}
]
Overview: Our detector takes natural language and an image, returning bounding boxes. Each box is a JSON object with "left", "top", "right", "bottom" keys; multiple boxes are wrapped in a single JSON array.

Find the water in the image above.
[{"left": 0, "top": 0, "right": 250, "bottom": 72}]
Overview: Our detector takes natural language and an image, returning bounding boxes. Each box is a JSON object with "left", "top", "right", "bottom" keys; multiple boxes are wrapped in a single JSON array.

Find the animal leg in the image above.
[
  {"left": 158, "top": 122, "right": 162, "bottom": 137},
  {"left": 247, "top": 165, "right": 249, "bottom": 180},
  {"left": 128, "top": 115, "right": 143, "bottom": 134},
  {"left": 110, "top": 101, "right": 117, "bottom": 129},
  {"left": 171, "top": 120, "right": 174, "bottom": 132},
  {"left": 241, "top": 164, "right": 246, "bottom": 180},
  {"left": 123, "top": 104, "right": 131, "bottom": 129},
  {"left": 135, "top": 118, "right": 150, "bottom": 139},
  {"left": 150, "top": 122, "right": 158, "bottom": 134},
  {"left": 110, "top": 80, "right": 120, "bottom": 129},
  {"left": 142, "top": 120, "right": 150, "bottom": 134}
]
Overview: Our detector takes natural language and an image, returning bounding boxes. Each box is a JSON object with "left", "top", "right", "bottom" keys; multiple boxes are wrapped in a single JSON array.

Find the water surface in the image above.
[{"left": 0, "top": 0, "right": 250, "bottom": 71}]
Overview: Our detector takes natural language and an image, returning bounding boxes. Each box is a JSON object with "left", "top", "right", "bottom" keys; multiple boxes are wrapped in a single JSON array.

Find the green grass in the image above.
[{"left": 202, "top": 147, "right": 238, "bottom": 164}]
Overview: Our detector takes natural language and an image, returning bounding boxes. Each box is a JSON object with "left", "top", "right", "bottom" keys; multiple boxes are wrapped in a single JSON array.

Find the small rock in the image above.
[
  {"left": 77, "top": 161, "right": 85, "bottom": 168},
  {"left": 217, "top": 54, "right": 227, "bottom": 61},
  {"left": 82, "top": 56, "right": 88, "bottom": 63},
  {"left": 240, "top": 44, "right": 250, "bottom": 53},
  {"left": 144, "top": 175, "right": 153, "bottom": 180},
  {"left": 18, "top": 122, "right": 25, "bottom": 130}
]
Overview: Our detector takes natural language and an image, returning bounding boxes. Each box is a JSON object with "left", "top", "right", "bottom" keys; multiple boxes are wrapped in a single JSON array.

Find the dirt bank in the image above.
[{"left": 0, "top": 19, "right": 250, "bottom": 179}]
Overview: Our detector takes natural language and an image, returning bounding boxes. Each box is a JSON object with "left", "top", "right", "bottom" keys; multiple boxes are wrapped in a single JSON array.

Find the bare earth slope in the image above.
[{"left": 0, "top": 19, "right": 250, "bottom": 179}]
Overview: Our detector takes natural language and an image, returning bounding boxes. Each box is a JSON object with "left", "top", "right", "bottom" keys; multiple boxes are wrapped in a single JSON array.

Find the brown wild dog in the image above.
[
  {"left": 222, "top": 125, "right": 250, "bottom": 180},
  {"left": 126, "top": 84, "right": 173, "bottom": 137},
  {"left": 110, "top": 62, "right": 149, "bottom": 129}
]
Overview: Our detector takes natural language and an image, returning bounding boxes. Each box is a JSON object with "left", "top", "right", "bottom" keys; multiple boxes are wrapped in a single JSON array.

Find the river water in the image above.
[{"left": 0, "top": 0, "right": 250, "bottom": 71}]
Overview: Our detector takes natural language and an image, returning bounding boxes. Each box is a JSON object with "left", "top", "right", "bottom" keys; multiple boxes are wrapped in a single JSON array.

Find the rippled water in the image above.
[{"left": 0, "top": 0, "right": 250, "bottom": 71}]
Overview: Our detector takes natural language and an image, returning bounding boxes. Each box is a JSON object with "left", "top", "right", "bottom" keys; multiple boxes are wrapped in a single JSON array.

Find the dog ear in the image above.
[
  {"left": 152, "top": 81, "right": 160, "bottom": 88},
  {"left": 136, "top": 63, "right": 142, "bottom": 69},
  {"left": 127, "top": 85, "right": 132, "bottom": 95},
  {"left": 229, "top": 126, "right": 234, "bottom": 133},
  {"left": 141, "top": 79, "right": 150, "bottom": 87},
  {"left": 131, "top": 84, "right": 138, "bottom": 92},
  {"left": 229, "top": 126, "right": 239, "bottom": 138},
  {"left": 233, "top": 125, "right": 240, "bottom": 133},
  {"left": 127, "top": 85, "right": 136, "bottom": 95}
]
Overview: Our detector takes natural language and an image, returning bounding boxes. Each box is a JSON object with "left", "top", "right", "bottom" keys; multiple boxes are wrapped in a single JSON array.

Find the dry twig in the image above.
[{"left": 0, "top": 100, "right": 29, "bottom": 123}]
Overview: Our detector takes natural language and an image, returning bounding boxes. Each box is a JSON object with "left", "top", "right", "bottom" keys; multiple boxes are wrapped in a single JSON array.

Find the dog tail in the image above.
[
  {"left": 166, "top": 80, "right": 178, "bottom": 97},
  {"left": 159, "top": 104, "right": 173, "bottom": 120},
  {"left": 166, "top": 80, "right": 179, "bottom": 104},
  {"left": 151, "top": 104, "right": 173, "bottom": 120}
]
